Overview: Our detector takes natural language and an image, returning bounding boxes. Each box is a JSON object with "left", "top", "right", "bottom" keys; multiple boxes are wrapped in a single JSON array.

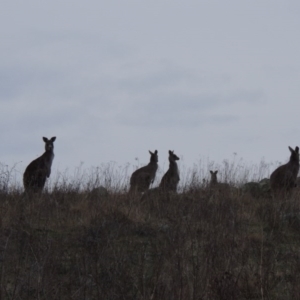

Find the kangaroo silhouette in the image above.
[
  {"left": 129, "top": 150, "right": 158, "bottom": 193},
  {"left": 23, "top": 137, "right": 56, "bottom": 193},
  {"left": 270, "top": 146, "right": 299, "bottom": 193},
  {"left": 209, "top": 170, "right": 231, "bottom": 190},
  {"left": 209, "top": 170, "right": 219, "bottom": 186},
  {"left": 159, "top": 150, "right": 180, "bottom": 192}
]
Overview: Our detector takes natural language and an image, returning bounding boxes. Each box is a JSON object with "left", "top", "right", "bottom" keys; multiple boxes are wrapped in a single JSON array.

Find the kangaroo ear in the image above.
[
  {"left": 154, "top": 150, "right": 158, "bottom": 154},
  {"left": 43, "top": 137, "right": 49, "bottom": 142},
  {"left": 50, "top": 137, "right": 56, "bottom": 142},
  {"left": 215, "top": 171, "right": 218, "bottom": 174},
  {"left": 149, "top": 150, "right": 153, "bottom": 155},
  {"left": 296, "top": 146, "right": 299, "bottom": 153},
  {"left": 169, "top": 150, "right": 172, "bottom": 155},
  {"left": 289, "top": 146, "right": 294, "bottom": 153},
  {"left": 210, "top": 170, "right": 213, "bottom": 174}
]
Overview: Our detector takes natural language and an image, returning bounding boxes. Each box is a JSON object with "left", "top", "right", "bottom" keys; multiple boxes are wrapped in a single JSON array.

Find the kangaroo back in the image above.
[
  {"left": 23, "top": 136, "right": 56, "bottom": 193},
  {"left": 159, "top": 150, "right": 180, "bottom": 192},
  {"left": 270, "top": 146, "right": 299, "bottom": 193},
  {"left": 129, "top": 150, "right": 158, "bottom": 193}
]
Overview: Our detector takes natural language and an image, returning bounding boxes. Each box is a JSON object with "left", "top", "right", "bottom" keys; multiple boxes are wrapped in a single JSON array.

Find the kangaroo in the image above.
[
  {"left": 270, "top": 146, "right": 299, "bottom": 193},
  {"left": 129, "top": 150, "right": 158, "bottom": 193},
  {"left": 159, "top": 150, "right": 180, "bottom": 192},
  {"left": 210, "top": 170, "right": 219, "bottom": 186},
  {"left": 23, "top": 137, "right": 56, "bottom": 193},
  {"left": 209, "top": 170, "right": 230, "bottom": 190}
]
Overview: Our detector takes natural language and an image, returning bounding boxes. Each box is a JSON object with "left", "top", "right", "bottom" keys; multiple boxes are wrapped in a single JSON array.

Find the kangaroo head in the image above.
[
  {"left": 288, "top": 146, "right": 299, "bottom": 163},
  {"left": 169, "top": 150, "right": 180, "bottom": 162},
  {"left": 43, "top": 136, "right": 56, "bottom": 152},
  {"left": 149, "top": 150, "right": 158, "bottom": 163}
]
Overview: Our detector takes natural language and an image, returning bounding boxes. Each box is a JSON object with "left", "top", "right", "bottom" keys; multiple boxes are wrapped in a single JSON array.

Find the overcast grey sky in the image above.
[{"left": 1, "top": 1, "right": 300, "bottom": 184}]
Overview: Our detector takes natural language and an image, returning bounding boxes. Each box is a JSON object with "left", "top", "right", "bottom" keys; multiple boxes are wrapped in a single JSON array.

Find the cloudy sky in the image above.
[{"left": 1, "top": 1, "right": 300, "bottom": 184}]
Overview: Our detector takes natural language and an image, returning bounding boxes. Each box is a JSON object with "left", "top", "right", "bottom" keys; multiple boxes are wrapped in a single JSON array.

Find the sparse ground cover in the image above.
[{"left": 0, "top": 161, "right": 300, "bottom": 299}]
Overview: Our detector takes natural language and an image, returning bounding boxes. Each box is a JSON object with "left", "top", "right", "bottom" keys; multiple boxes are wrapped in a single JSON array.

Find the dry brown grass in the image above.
[{"left": 0, "top": 162, "right": 300, "bottom": 299}]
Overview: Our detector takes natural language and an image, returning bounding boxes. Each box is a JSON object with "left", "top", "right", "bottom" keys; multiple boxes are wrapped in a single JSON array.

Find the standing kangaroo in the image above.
[
  {"left": 159, "top": 150, "right": 180, "bottom": 192},
  {"left": 270, "top": 146, "right": 299, "bottom": 193},
  {"left": 23, "top": 137, "right": 56, "bottom": 193},
  {"left": 129, "top": 150, "right": 158, "bottom": 193}
]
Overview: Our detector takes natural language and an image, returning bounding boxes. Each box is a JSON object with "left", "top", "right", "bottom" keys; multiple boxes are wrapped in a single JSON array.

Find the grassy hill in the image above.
[{"left": 0, "top": 163, "right": 300, "bottom": 299}]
